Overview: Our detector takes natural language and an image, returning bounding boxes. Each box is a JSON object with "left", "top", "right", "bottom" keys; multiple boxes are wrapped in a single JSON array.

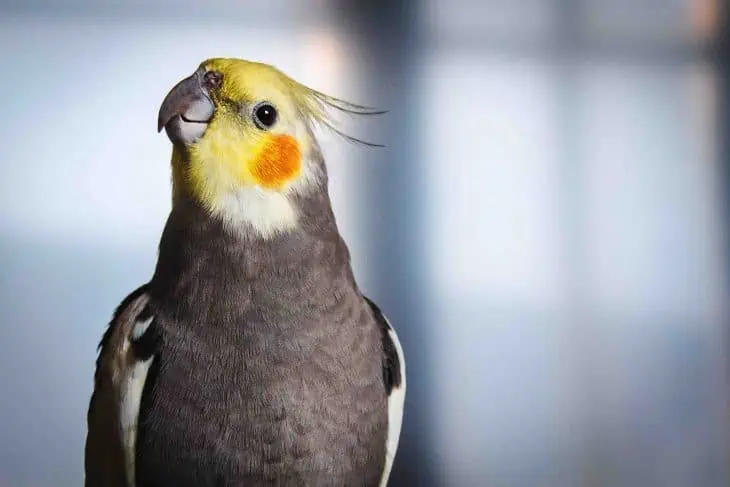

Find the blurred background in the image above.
[{"left": 0, "top": 0, "right": 729, "bottom": 485}]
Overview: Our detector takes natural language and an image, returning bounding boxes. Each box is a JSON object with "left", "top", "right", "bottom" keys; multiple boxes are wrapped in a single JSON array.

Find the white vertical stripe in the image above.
[{"left": 380, "top": 325, "right": 406, "bottom": 487}]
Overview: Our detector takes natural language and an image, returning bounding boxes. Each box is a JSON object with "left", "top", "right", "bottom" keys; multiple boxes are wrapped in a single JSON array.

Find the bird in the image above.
[{"left": 84, "top": 58, "right": 406, "bottom": 487}]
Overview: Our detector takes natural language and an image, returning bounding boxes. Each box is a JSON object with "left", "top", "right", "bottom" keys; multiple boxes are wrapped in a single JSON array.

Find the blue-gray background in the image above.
[{"left": 1, "top": 0, "right": 729, "bottom": 486}]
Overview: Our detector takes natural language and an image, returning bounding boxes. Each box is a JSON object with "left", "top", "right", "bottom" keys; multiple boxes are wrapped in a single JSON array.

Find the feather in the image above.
[{"left": 295, "top": 81, "right": 388, "bottom": 148}]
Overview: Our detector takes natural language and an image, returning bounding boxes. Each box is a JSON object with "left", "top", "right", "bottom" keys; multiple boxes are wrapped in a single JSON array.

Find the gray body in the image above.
[
  {"left": 138, "top": 193, "right": 387, "bottom": 486},
  {"left": 85, "top": 147, "right": 403, "bottom": 487}
]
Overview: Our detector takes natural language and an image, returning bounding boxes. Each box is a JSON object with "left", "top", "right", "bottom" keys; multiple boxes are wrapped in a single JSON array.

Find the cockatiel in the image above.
[{"left": 85, "top": 58, "right": 406, "bottom": 487}]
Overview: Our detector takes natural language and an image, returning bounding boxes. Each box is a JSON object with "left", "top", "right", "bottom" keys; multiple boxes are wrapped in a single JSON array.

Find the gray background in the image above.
[{"left": 1, "top": 0, "right": 729, "bottom": 486}]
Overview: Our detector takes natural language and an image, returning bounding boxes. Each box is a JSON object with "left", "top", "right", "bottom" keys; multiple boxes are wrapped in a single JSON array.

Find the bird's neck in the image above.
[
  {"left": 170, "top": 145, "right": 191, "bottom": 203},
  {"left": 148, "top": 190, "right": 353, "bottom": 323}
]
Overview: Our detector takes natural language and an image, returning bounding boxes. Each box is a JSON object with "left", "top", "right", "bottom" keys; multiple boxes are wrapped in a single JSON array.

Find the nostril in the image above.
[{"left": 203, "top": 70, "right": 223, "bottom": 89}]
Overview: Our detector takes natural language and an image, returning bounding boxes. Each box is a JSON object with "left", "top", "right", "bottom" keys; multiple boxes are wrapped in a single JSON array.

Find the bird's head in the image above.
[{"left": 157, "top": 58, "right": 378, "bottom": 237}]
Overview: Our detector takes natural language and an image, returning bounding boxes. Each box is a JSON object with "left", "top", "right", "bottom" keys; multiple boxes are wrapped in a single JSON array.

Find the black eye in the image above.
[{"left": 252, "top": 102, "right": 278, "bottom": 129}]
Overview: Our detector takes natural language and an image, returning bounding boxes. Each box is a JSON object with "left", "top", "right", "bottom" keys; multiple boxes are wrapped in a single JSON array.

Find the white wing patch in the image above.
[
  {"left": 131, "top": 316, "right": 153, "bottom": 341},
  {"left": 120, "top": 315, "right": 154, "bottom": 487},
  {"left": 120, "top": 356, "right": 153, "bottom": 487},
  {"left": 86, "top": 288, "right": 153, "bottom": 487},
  {"left": 380, "top": 322, "right": 406, "bottom": 487}
]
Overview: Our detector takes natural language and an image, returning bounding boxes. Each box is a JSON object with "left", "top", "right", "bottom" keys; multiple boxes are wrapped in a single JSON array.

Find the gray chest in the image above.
[{"left": 135, "top": 298, "right": 388, "bottom": 487}]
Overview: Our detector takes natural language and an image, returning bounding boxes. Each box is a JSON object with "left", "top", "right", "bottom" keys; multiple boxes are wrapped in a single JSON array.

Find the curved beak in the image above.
[{"left": 157, "top": 67, "right": 215, "bottom": 146}]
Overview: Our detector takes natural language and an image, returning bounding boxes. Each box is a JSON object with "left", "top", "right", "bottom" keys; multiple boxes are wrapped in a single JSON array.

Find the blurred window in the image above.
[{"left": 421, "top": 0, "right": 728, "bottom": 486}]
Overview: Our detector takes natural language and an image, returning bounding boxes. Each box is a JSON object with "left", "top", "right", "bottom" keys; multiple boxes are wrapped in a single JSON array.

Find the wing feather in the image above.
[
  {"left": 365, "top": 297, "right": 407, "bottom": 487},
  {"left": 85, "top": 285, "right": 152, "bottom": 487}
]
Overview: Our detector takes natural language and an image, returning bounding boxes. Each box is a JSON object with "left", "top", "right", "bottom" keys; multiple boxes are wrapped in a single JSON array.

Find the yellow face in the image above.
[
  {"left": 158, "top": 57, "right": 380, "bottom": 237},
  {"left": 161, "top": 58, "right": 317, "bottom": 213}
]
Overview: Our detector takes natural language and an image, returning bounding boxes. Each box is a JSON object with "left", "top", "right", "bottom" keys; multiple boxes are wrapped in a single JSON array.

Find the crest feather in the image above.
[{"left": 288, "top": 77, "right": 387, "bottom": 148}]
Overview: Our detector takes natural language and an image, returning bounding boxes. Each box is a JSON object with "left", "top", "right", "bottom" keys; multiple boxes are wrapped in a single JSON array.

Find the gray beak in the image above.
[{"left": 157, "top": 67, "right": 215, "bottom": 146}]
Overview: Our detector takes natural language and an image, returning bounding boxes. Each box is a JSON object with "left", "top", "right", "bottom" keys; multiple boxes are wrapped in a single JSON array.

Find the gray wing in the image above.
[
  {"left": 365, "top": 297, "right": 406, "bottom": 487},
  {"left": 85, "top": 285, "right": 156, "bottom": 487}
]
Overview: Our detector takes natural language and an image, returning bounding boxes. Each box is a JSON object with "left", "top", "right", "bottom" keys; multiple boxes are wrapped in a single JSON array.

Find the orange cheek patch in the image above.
[{"left": 249, "top": 134, "right": 302, "bottom": 189}]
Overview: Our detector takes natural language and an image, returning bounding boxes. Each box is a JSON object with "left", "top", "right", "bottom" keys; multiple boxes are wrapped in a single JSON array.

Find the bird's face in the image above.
[{"left": 158, "top": 58, "right": 323, "bottom": 236}]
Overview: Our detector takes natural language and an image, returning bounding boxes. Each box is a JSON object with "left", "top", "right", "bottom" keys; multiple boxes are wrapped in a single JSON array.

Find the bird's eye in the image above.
[{"left": 252, "top": 102, "right": 278, "bottom": 130}]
